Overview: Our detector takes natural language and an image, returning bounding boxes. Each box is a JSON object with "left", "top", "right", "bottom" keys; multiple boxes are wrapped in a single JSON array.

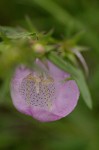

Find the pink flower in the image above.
[{"left": 10, "top": 59, "right": 79, "bottom": 122}]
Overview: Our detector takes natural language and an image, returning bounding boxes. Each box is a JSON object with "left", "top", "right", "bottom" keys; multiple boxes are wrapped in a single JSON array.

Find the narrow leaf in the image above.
[{"left": 47, "top": 52, "right": 92, "bottom": 108}]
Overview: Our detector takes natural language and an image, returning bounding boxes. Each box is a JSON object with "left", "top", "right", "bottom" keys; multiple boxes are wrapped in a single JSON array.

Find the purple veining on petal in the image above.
[{"left": 10, "top": 59, "right": 80, "bottom": 122}]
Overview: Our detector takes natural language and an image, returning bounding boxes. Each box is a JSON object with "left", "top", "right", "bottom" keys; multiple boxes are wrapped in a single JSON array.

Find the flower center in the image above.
[{"left": 19, "top": 73, "right": 56, "bottom": 109}]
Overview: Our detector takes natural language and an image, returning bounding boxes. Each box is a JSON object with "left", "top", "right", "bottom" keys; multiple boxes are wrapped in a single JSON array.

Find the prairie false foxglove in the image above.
[{"left": 10, "top": 59, "right": 79, "bottom": 122}]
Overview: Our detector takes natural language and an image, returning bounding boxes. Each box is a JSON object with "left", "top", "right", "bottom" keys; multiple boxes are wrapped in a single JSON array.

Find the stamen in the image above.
[
  {"left": 26, "top": 73, "right": 41, "bottom": 94},
  {"left": 34, "top": 77, "right": 41, "bottom": 94}
]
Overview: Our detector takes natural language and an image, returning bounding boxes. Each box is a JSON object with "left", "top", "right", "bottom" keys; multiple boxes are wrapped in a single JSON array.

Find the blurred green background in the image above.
[{"left": 0, "top": 0, "right": 99, "bottom": 150}]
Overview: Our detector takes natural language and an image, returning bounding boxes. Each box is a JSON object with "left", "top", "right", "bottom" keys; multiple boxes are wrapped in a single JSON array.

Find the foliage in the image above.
[{"left": 0, "top": 0, "right": 99, "bottom": 150}]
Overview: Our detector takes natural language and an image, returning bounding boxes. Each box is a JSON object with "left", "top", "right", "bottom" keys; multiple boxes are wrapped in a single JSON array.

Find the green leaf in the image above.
[
  {"left": 0, "top": 26, "right": 35, "bottom": 40},
  {"left": 47, "top": 52, "right": 92, "bottom": 109},
  {"left": 0, "top": 69, "right": 14, "bottom": 104}
]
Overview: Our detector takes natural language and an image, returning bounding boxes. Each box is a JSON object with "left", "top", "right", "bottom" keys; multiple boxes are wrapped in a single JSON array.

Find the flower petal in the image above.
[
  {"left": 13, "top": 65, "right": 32, "bottom": 80},
  {"left": 29, "top": 80, "right": 79, "bottom": 122},
  {"left": 35, "top": 59, "right": 49, "bottom": 73},
  {"left": 30, "top": 107, "right": 62, "bottom": 122},
  {"left": 53, "top": 80, "right": 80, "bottom": 117},
  {"left": 10, "top": 66, "right": 32, "bottom": 115},
  {"left": 47, "top": 61, "right": 70, "bottom": 80}
]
